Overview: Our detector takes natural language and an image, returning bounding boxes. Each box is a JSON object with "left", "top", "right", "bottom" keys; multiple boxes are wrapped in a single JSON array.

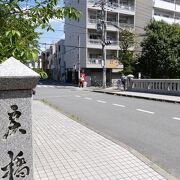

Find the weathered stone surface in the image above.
[
  {"left": 0, "top": 57, "right": 38, "bottom": 179},
  {"left": 0, "top": 57, "right": 40, "bottom": 90},
  {"left": 0, "top": 92, "right": 33, "bottom": 179}
]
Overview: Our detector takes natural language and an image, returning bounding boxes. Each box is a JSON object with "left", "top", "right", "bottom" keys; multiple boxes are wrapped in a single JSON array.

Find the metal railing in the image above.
[{"left": 88, "top": 58, "right": 102, "bottom": 64}]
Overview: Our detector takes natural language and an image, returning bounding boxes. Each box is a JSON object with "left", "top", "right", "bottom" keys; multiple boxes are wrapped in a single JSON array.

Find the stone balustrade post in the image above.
[{"left": 0, "top": 57, "right": 40, "bottom": 180}]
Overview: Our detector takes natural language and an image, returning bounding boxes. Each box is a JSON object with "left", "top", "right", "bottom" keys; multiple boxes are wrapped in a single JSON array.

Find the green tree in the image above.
[
  {"left": 138, "top": 20, "right": 180, "bottom": 78},
  {"left": 0, "top": 0, "right": 80, "bottom": 63},
  {"left": 118, "top": 29, "right": 136, "bottom": 75}
]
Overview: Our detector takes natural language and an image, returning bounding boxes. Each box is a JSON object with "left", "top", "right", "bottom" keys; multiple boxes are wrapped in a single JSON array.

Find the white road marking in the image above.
[
  {"left": 97, "top": 100, "right": 106, "bottom": 103},
  {"left": 75, "top": 95, "right": 81, "bottom": 98},
  {"left": 43, "top": 85, "right": 48, "bottom": 88},
  {"left": 49, "top": 86, "right": 54, "bottom": 88},
  {"left": 136, "top": 109, "right": 154, "bottom": 114},
  {"left": 84, "top": 97, "right": 92, "bottom": 100},
  {"left": 112, "top": 104, "right": 125, "bottom": 108},
  {"left": 173, "top": 117, "right": 180, "bottom": 121}
]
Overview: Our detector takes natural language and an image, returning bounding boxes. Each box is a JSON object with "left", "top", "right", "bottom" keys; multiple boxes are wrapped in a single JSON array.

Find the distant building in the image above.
[
  {"left": 64, "top": 0, "right": 135, "bottom": 85},
  {"left": 40, "top": 40, "right": 65, "bottom": 81}
]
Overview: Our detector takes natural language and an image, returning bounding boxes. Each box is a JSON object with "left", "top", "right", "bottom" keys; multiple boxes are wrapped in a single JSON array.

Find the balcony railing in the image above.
[
  {"left": 88, "top": 58, "right": 102, "bottom": 64},
  {"left": 88, "top": 0, "right": 134, "bottom": 11},
  {"left": 119, "top": 23, "right": 134, "bottom": 29},
  {"left": 88, "top": 39, "right": 119, "bottom": 45},
  {"left": 107, "top": 20, "right": 119, "bottom": 27},
  {"left": 88, "top": 39, "right": 102, "bottom": 44},
  {"left": 88, "top": 18, "right": 134, "bottom": 30},
  {"left": 88, "top": 18, "right": 98, "bottom": 24},
  {"left": 108, "top": 41, "right": 119, "bottom": 45}
]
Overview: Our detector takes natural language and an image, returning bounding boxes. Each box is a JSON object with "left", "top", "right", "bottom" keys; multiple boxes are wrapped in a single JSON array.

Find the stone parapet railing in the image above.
[{"left": 127, "top": 79, "right": 180, "bottom": 96}]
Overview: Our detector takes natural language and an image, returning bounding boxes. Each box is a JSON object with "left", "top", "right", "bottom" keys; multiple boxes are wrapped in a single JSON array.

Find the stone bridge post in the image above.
[{"left": 0, "top": 57, "right": 39, "bottom": 180}]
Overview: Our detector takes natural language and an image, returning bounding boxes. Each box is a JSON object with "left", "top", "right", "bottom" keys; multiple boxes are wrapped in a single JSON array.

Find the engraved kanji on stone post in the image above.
[{"left": 0, "top": 57, "right": 40, "bottom": 180}]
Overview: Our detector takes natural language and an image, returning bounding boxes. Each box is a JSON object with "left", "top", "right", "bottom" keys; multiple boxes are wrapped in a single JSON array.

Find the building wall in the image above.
[
  {"left": 135, "top": 0, "right": 153, "bottom": 35},
  {"left": 64, "top": 0, "right": 87, "bottom": 69}
]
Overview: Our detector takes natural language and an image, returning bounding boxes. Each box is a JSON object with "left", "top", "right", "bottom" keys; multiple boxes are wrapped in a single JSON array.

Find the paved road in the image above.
[{"left": 34, "top": 84, "right": 180, "bottom": 179}]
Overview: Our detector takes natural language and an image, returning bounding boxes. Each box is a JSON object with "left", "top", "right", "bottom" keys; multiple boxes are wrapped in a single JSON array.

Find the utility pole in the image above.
[
  {"left": 78, "top": 35, "right": 81, "bottom": 85},
  {"left": 101, "top": 0, "right": 106, "bottom": 88}
]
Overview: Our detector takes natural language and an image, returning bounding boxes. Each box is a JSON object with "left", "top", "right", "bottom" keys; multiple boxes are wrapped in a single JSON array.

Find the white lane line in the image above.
[
  {"left": 49, "top": 85, "right": 55, "bottom": 88},
  {"left": 75, "top": 95, "right": 81, "bottom": 98},
  {"left": 112, "top": 104, "right": 125, "bottom": 108},
  {"left": 97, "top": 100, "right": 106, "bottom": 103},
  {"left": 84, "top": 97, "right": 92, "bottom": 100},
  {"left": 173, "top": 117, "right": 180, "bottom": 121},
  {"left": 136, "top": 109, "right": 155, "bottom": 114},
  {"left": 43, "top": 85, "right": 48, "bottom": 88}
]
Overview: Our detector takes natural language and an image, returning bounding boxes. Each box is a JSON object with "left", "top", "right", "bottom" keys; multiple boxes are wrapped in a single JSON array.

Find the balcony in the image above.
[
  {"left": 88, "top": 39, "right": 101, "bottom": 44},
  {"left": 87, "top": 58, "right": 102, "bottom": 68},
  {"left": 154, "top": 15, "right": 176, "bottom": 24},
  {"left": 106, "top": 59, "right": 120, "bottom": 68},
  {"left": 88, "top": 0, "right": 135, "bottom": 14},
  {"left": 87, "top": 39, "right": 102, "bottom": 49},
  {"left": 154, "top": 0, "right": 176, "bottom": 11},
  {"left": 119, "top": 23, "right": 134, "bottom": 30},
  {"left": 175, "top": 18, "right": 180, "bottom": 23}
]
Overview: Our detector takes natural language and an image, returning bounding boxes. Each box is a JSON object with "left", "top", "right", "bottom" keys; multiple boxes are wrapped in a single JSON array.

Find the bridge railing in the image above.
[{"left": 127, "top": 79, "right": 180, "bottom": 95}]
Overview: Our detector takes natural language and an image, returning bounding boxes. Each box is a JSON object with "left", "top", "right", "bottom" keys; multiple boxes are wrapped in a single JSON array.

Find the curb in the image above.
[{"left": 93, "top": 90, "right": 180, "bottom": 104}]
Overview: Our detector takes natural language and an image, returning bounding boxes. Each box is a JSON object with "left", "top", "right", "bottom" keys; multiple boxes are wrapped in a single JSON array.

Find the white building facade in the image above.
[
  {"left": 64, "top": 0, "right": 135, "bottom": 85},
  {"left": 135, "top": 0, "right": 180, "bottom": 35}
]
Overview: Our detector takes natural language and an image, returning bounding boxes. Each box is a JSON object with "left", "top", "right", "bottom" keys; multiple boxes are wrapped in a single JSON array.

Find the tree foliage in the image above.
[
  {"left": 137, "top": 20, "right": 180, "bottom": 78},
  {"left": 118, "top": 29, "right": 136, "bottom": 75},
  {"left": 0, "top": 0, "right": 80, "bottom": 63}
]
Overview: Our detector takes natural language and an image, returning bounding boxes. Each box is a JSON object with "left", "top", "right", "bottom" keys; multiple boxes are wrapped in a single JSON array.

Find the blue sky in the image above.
[
  {"left": 37, "top": 19, "right": 65, "bottom": 51},
  {"left": 21, "top": 0, "right": 65, "bottom": 52},
  {"left": 37, "top": 0, "right": 65, "bottom": 51}
]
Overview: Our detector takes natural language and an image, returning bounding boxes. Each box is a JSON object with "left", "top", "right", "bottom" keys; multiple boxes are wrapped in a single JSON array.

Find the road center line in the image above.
[
  {"left": 136, "top": 109, "right": 154, "bottom": 114},
  {"left": 112, "top": 104, "right": 125, "bottom": 108},
  {"left": 84, "top": 97, "right": 92, "bottom": 100},
  {"left": 173, "top": 117, "right": 180, "bottom": 121},
  {"left": 97, "top": 100, "right": 106, "bottom": 103}
]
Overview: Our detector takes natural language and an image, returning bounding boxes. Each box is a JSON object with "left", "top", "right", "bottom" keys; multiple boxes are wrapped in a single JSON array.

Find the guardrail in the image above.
[{"left": 128, "top": 79, "right": 180, "bottom": 95}]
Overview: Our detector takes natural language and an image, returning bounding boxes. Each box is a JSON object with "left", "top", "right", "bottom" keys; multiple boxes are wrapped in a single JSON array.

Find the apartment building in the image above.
[
  {"left": 64, "top": 0, "right": 135, "bottom": 85},
  {"left": 136, "top": 0, "right": 180, "bottom": 35}
]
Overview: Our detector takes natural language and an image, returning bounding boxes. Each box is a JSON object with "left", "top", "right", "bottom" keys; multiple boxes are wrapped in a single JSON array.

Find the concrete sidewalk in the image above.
[
  {"left": 32, "top": 100, "right": 176, "bottom": 180},
  {"left": 91, "top": 88, "right": 180, "bottom": 104}
]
